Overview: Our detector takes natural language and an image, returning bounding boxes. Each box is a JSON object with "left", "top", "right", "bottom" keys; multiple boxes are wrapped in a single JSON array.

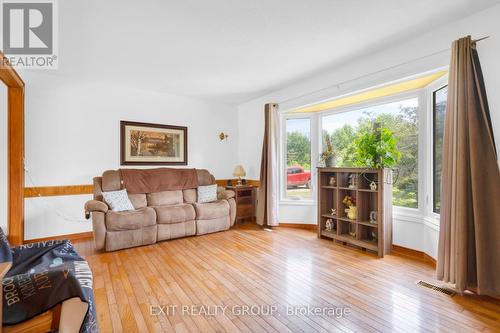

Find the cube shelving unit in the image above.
[{"left": 317, "top": 167, "right": 392, "bottom": 257}]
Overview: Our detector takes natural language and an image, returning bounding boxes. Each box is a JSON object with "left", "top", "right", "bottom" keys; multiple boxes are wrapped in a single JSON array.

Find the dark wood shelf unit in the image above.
[{"left": 317, "top": 167, "right": 392, "bottom": 257}]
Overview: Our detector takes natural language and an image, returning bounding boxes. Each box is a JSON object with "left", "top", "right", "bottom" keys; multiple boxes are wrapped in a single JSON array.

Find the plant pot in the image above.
[
  {"left": 346, "top": 206, "right": 357, "bottom": 220},
  {"left": 325, "top": 156, "right": 335, "bottom": 167}
]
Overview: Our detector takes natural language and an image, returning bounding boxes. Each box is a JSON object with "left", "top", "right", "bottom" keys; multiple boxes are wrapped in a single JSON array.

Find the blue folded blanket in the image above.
[{"left": 1, "top": 228, "right": 98, "bottom": 332}]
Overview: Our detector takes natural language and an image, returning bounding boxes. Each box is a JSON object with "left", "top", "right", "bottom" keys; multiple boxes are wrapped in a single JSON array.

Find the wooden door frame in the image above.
[{"left": 0, "top": 51, "right": 25, "bottom": 245}]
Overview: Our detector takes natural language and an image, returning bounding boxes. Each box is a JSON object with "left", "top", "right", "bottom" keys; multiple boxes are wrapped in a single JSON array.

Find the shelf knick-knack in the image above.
[
  {"left": 325, "top": 219, "right": 333, "bottom": 231},
  {"left": 346, "top": 207, "right": 357, "bottom": 220},
  {"left": 329, "top": 176, "right": 336, "bottom": 186},
  {"left": 370, "top": 181, "right": 377, "bottom": 191},
  {"left": 342, "top": 195, "right": 356, "bottom": 220},
  {"left": 348, "top": 173, "right": 357, "bottom": 189},
  {"left": 348, "top": 223, "right": 356, "bottom": 238}
]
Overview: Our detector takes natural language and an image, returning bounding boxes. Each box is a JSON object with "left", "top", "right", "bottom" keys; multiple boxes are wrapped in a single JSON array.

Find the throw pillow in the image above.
[
  {"left": 197, "top": 184, "right": 218, "bottom": 203},
  {"left": 102, "top": 189, "right": 135, "bottom": 212}
]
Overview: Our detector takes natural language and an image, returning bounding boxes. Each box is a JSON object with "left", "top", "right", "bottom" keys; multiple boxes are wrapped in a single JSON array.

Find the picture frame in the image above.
[{"left": 120, "top": 120, "right": 188, "bottom": 165}]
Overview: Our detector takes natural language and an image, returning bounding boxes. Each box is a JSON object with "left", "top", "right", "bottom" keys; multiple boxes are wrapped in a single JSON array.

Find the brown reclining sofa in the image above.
[{"left": 84, "top": 168, "right": 236, "bottom": 251}]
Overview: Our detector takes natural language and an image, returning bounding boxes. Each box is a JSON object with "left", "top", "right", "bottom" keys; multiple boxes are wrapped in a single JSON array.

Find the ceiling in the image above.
[{"left": 42, "top": 0, "right": 500, "bottom": 104}]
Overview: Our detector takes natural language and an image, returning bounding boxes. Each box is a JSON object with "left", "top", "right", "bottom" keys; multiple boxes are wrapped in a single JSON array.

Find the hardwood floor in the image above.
[{"left": 74, "top": 225, "right": 500, "bottom": 333}]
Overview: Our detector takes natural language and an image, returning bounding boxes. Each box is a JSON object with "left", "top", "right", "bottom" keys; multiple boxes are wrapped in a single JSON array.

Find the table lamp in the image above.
[{"left": 233, "top": 165, "right": 246, "bottom": 186}]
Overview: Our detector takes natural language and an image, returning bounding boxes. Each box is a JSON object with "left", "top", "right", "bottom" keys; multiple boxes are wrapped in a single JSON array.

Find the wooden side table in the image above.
[{"left": 225, "top": 185, "right": 256, "bottom": 224}]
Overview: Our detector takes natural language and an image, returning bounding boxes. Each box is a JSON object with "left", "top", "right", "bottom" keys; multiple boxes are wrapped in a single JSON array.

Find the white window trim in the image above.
[
  {"left": 280, "top": 113, "right": 318, "bottom": 204},
  {"left": 426, "top": 75, "right": 449, "bottom": 221}
]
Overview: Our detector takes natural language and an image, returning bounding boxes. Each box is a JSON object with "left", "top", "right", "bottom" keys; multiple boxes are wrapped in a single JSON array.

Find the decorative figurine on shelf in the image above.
[
  {"left": 371, "top": 231, "right": 378, "bottom": 242},
  {"left": 370, "top": 181, "right": 377, "bottom": 191},
  {"left": 343, "top": 195, "right": 357, "bottom": 220},
  {"left": 347, "top": 173, "right": 353, "bottom": 188},
  {"left": 331, "top": 208, "right": 337, "bottom": 216},
  {"left": 369, "top": 211, "right": 377, "bottom": 224},
  {"left": 349, "top": 223, "right": 356, "bottom": 238},
  {"left": 348, "top": 173, "right": 357, "bottom": 189},
  {"left": 329, "top": 176, "right": 336, "bottom": 187},
  {"left": 325, "top": 219, "right": 333, "bottom": 231}
]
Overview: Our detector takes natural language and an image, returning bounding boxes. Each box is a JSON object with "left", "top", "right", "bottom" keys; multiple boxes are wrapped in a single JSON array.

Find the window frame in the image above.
[
  {"left": 426, "top": 75, "right": 449, "bottom": 219},
  {"left": 318, "top": 90, "right": 424, "bottom": 213},
  {"left": 280, "top": 113, "right": 317, "bottom": 204}
]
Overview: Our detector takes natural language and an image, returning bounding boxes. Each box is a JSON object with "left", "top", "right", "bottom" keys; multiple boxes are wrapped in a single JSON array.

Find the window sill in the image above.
[{"left": 280, "top": 199, "right": 316, "bottom": 206}]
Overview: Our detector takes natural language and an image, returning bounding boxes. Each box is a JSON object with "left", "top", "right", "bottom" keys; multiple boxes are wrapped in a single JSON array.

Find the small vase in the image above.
[{"left": 347, "top": 206, "right": 357, "bottom": 220}]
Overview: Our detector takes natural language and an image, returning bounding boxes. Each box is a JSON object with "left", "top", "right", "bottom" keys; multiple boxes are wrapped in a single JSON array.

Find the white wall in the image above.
[
  {"left": 237, "top": 4, "right": 500, "bottom": 258},
  {"left": 22, "top": 73, "right": 238, "bottom": 240},
  {"left": 0, "top": 84, "right": 7, "bottom": 233}
]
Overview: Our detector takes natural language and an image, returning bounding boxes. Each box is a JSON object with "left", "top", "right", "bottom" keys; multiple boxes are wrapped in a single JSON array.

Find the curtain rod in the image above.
[
  {"left": 473, "top": 36, "right": 490, "bottom": 42},
  {"left": 277, "top": 35, "right": 490, "bottom": 105}
]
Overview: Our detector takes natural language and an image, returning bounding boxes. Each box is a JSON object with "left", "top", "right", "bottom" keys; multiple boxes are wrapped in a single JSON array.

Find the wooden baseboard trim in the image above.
[
  {"left": 25, "top": 231, "right": 93, "bottom": 244},
  {"left": 392, "top": 244, "right": 436, "bottom": 267},
  {"left": 278, "top": 223, "right": 316, "bottom": 230}
]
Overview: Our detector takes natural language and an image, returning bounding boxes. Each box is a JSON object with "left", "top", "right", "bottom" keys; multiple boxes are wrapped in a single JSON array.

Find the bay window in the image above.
[
  {"left": 280, "top": 71, "right": 449, "bottom": 228},
  {"left": 321, "top": 97, "right": 419, "bottom": 208}
]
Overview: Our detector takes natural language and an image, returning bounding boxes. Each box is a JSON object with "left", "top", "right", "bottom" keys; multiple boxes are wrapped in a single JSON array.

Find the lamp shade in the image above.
[{"left": 233, "top": 165, "right": 246, "bottom": 177}]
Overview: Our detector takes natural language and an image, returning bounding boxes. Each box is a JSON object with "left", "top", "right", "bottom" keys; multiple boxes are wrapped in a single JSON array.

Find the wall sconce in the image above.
[{"left": 219, "top": 132, "right": 229, "bottom": 141}]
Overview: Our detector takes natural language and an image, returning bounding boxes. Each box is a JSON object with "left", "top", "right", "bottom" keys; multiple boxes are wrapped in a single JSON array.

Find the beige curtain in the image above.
[
  {"left": 437, "top": 36, "right": 500, "bottom": 296},
  {"left": 256, "top": 103, "right": 280, "bottom": 227}
]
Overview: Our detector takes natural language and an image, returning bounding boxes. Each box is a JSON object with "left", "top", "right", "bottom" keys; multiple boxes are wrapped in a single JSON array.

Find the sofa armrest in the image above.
[
  {"left": 217, "top": 189, "right": 235, "bottom": 200},
  {"left": 85, "top": 200, "right": 108, "bottom": 215}
]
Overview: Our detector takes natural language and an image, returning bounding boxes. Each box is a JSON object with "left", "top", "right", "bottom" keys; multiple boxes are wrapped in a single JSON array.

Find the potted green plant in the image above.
[
  {"left": 320, "top": 134, "right": 335, "bottom": 167},
  {"left": 352, "top": 122, "right": 401, "bottom": 168}
]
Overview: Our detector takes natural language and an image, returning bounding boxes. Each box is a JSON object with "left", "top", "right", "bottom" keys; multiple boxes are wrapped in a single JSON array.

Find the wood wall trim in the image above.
[
  {"left": 8, "top": 87, "right": 24, "bottom": 245},
  {"left": 215, "top": 179, "right": 260, "bottom": 187},
  {"left": 392, "top": 244, "right": 436, "bottom": 267},
  {"left": 25, "top": 179, "right": 260, "bottom": 198},
  {"left": 25, "top": 231, "right": 93, "bottom": 244},
  {"left": 2, "top": 51, "right": 25, "bottom": 246},
  {"left": 1, "top": 51, "right": 25, "bottom": 245},
  {"left": 24, "top": 185, "right": 94, "bottom": 198},
  {"left": 278, "top": 223, "right": 316, "bottom": 230},
  {"left": 0, "top": 52, "right": 24, "bottom": 88}
]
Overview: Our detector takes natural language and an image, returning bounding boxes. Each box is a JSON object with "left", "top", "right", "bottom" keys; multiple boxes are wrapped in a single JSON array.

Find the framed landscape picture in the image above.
[{"left": 120, "top": 121, "right": 188, "bottom": 165}]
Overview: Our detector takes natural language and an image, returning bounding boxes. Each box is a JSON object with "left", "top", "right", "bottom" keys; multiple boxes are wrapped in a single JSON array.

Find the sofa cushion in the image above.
[
  {"left": 153, "top": 204, "right": 196, "bottom": 224},
  {"left": 129, "top": 193, "right": 147, "bottom": 209},
  {"left": 157, "top": 221, "right": 196, "bottom": 241},
  {"left": 102, "top": 170, "right": 122, "bottom": 191},
  {"left": 194, "top": 200, "right": 229, "bottom": 220},
  {"left": 105, "top": 225, "right": 157, "bottom": 252},
  {"left": 106, "top": 207, "right": 156, "bottom": 231},
  {"left": 217, "top": 189, "right": 235, "bottom": 200},
  {"left": 183, "top": 189, "right": 197, "bottom": 204},
  {"left": 196, "top": 169, "right": 215, "bottom": 186},
  {"left": 147, "top": 190, "right": 183, "bottom": 206},
  {"left": 196, "top": 216, "right": 230, "bottom": 235}
]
